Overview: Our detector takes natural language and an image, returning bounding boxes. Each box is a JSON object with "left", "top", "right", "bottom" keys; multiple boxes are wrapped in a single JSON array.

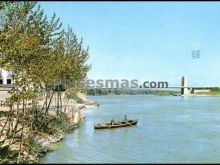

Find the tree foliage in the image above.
[{"left": 0, "top": 1, "right": 91, "bottom": 163}]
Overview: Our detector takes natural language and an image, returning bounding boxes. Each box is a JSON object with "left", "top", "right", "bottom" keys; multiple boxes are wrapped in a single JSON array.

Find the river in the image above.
[{"left": 40, "top": 95, "right": 220, "bottom": 163}]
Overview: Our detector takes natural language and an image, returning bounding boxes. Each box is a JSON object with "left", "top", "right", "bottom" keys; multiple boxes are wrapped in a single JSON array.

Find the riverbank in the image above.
[{"left": 0, "top": 93, "right": 96, "bottom": 163}]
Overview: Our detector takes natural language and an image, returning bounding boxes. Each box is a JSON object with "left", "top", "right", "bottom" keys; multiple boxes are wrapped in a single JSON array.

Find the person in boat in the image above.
[
  {"left": 124, "top": 115, "right": 128, "bottom": 123},
  {"left": 110, "top": 119, "right": 115, "bottom": 125},
  {"left": 124, "top": 115, "right": 132, "bottom": 125}
]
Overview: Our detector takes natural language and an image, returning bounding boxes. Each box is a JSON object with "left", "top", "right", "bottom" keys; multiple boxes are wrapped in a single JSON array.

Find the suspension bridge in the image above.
[{"left": 160, "top": 75, "right": 219, "bottom": 96}]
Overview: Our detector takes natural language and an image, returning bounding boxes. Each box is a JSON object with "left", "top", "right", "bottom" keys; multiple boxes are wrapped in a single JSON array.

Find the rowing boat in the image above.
[{"left": 94, "top": 119, "right": 138, "bottom": 129}]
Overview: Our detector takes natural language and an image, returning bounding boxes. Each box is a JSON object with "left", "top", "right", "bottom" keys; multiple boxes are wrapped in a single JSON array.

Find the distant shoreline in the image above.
[
  {"left": 87, "top": 94, "right": 220, "bottom": 97},
  {"left": 86, "top": 88, "right": 220, "bottom": 97}
]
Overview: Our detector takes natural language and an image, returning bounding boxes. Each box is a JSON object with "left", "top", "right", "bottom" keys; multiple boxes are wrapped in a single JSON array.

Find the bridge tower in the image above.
[{"left": 181, "top": 75, "right": 190, "bottom": 96}]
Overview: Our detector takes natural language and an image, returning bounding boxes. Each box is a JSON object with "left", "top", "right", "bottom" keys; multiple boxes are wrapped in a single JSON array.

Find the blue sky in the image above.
[{"left": 40, "top": 2, "right": 220, "bottom": 86}]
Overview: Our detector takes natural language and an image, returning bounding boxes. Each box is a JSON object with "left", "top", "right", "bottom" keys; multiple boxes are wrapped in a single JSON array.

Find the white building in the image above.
[{"left": 0, "top": 69, "right": 13, "bottom": 85}]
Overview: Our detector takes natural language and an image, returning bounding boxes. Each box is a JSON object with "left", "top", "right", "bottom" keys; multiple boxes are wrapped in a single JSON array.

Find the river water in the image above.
[{"left": 40, "top": 95, "right": 220, "bottom": 163}]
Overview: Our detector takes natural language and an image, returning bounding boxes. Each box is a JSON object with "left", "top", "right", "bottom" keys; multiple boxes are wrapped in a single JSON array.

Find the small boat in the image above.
[{"left": 94, "top": 119, "right": 138, "bottom": 129}]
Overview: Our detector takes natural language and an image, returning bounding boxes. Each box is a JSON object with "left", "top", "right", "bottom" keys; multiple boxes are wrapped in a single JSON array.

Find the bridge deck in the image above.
[{"left": 168, "top": 86, "right": 218, "bottom": 89}]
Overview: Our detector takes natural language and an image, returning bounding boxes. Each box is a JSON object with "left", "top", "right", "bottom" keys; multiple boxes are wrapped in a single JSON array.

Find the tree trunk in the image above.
[{"left": 17, "top": 98, "right": 26, "bottom": 164}]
